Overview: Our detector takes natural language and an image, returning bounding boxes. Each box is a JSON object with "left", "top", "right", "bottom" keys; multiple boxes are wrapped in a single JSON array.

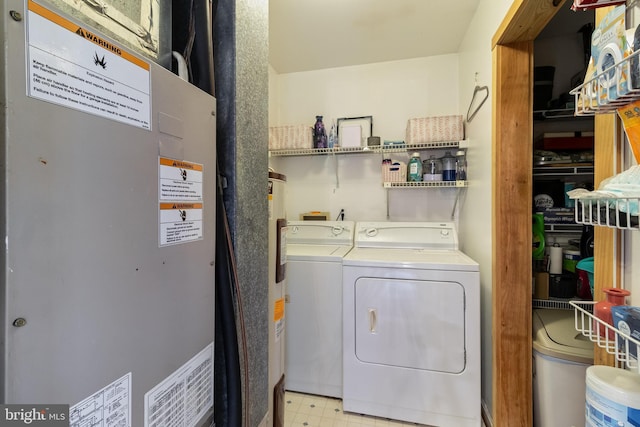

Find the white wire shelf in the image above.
[
  {"left": 532, "top": 165, "right": 594, "bottom": 176},
  {"left": 544, "top": 223, "right": 583, "bottom": 233},
  {"left": 382, "top": 180, "right": 467, "bottom": 189},
  {"left": 269, "top": 146, "right": 372, "bottom": 156},
  {"left": 570, "top": 301, "right": 640, "bottom": 373},
  {"left": 573, "top": 196, "right": 640, "bottom": 230},
  {"left": 534, "top": 108, "right": 591, "bottom": 120},
  {"left": 268, "top": 141, "right": 464, "bottom": 157},
  {"left": 533, "top": 298, "right": 586, "bottom": 310},
  {"left": 570, "top": 48, "right": 640, "bottom": 116}
]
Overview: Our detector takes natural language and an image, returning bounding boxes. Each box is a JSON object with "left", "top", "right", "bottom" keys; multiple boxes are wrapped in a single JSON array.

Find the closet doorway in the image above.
[{"left": 492, "top": 1, "right": 620, "bottom": 426}]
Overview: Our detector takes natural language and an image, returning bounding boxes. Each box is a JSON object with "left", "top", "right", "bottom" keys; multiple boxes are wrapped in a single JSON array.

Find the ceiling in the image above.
[{"left": 269, "top": 0, "right": 481, "bottom": 74}]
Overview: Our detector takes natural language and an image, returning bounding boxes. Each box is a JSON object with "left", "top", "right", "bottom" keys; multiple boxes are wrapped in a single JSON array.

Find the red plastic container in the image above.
[{"left": 594, "top": 288, "right": 631, "bottom": 340}]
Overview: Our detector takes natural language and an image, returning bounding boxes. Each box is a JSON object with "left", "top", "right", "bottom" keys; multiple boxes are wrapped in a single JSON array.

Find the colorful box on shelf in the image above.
[
  {"left": 611, "top": 305, "right": 640, "bottom": 358},
  {"left": 405, "top": 115, "right": 464, "bottom": 144},
  {"left": 383, "top": 140, "right": 406, "bottom": 148},
  {"left": 541, "top": 207, "right": 577, "bottom": 224},
  {"left": 382, "top": 161, "right": 407, "bottom": 183},
  {"left": 542, "top": 132, "right": 594, "bottom": 150},
  {"left": 268, "top": 125, "right": 313, "bottom": 150}
]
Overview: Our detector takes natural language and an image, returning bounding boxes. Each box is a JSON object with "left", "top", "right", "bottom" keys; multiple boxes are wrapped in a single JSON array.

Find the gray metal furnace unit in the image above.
[{"left": 0, "top": 1, "right": 216, "bottom": 426}]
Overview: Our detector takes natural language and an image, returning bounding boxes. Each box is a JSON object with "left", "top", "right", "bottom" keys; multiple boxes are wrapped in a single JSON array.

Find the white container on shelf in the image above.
[
  {"left": 586, "top": 365, "right": 640, "bottom": 426},
  {"left": 533, "top": 309, "right": 594, "bottom": 427}
]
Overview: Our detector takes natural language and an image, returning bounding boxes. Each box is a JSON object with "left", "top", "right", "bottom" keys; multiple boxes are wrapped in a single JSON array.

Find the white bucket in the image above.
[{"left": 586, "top": 365, "right": 640, "bottom": 426}]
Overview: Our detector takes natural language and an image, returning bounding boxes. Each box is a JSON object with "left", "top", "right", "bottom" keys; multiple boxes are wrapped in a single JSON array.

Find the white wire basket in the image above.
[
  {"left": 570, "top": 49, "right": 640, "bottom": 115},
  {"left": 570, "top": 301, "right": 640, "bottom": 373},
  {"left": 573, "top": 196, "right": 640, "bottom": 230}
]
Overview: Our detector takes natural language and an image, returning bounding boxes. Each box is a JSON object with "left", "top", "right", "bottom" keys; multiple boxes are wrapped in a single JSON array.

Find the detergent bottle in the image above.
[{"left": 532, "top": 213, "right": 546, "bottom": 262}]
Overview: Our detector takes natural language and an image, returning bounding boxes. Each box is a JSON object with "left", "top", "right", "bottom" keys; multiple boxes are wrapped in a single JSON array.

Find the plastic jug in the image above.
[
  {"left": 440, "top": 151, "right": 456, "bottom": 181},
  {"left": 423, "top": 155, "right": 442, "bottom": 181}
]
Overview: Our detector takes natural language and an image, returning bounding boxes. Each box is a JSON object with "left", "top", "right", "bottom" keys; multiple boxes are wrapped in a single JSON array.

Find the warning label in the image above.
[
  {"left": 158, "top": 157, "right": 205, "bottom": 247},
  {"left": 159, "top": 203, "right": 203, "bottom": 246},
  {"left": 27, "top": 1, "right": 151, "bottom": 129},
  {"left": 159, "top": 157, "right": 203, "bottom": 201}
]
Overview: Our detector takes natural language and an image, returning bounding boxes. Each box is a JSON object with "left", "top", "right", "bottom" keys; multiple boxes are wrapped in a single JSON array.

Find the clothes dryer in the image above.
[
  {"left": 342, "top": 222, "right": 481, "bottom": 427},
  {"left": 285, "top": 220, "right": 355, "bottom": 398}
]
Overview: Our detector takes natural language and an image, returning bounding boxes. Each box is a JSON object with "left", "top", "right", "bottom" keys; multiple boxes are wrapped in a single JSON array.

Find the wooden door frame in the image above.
[{"left": 491, "top": 1, "right": 619, "bottom": 425}]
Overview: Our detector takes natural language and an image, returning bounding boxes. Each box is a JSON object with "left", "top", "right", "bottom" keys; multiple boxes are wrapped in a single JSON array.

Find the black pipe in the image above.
[
  {"left": 173, "top": 0, "right": 242, "bottom": 424},
  {"left": 215, "top": 178, "right": 242, "bottom": 427},
  {"left": 191, "top": 0, "right": 215, "bottom": 95}
]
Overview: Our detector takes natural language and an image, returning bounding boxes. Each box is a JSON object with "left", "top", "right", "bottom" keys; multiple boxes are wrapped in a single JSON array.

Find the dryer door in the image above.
[{"left": 354, "top": 277, "right": 465, "bottom": 373}]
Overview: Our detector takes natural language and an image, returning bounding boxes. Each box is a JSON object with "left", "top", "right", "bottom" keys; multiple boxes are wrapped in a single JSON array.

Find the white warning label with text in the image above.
[
  {"left": 27, "top": 1, "right": 151, "bottom": 129},
  {"left": 159, "top": 157, "right": 204, "bottom": 201},
  {"left": 159, "top": 203, "right": 204, "bottom": 246}
]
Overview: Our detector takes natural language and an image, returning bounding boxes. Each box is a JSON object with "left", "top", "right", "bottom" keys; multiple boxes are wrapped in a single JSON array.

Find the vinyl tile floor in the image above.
[{"left": 283, "top": 391, "right": 428, "bottom": 427}]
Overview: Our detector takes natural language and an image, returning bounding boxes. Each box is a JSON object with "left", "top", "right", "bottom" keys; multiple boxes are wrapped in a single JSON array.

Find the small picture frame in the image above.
[{"left": 337, "top": 116, "right": 373, "bottom": 147}]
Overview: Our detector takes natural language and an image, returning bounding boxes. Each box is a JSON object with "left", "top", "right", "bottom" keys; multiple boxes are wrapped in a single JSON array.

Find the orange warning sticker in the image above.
[
  {"left": 274, "top": 298, "right": 285, "bottom": 322},
  {"left": 160, "top": 203, "right": 203, "bottom": 210},
  {"left": 159, "top": 157, "right": 204, "bottom": 171}
]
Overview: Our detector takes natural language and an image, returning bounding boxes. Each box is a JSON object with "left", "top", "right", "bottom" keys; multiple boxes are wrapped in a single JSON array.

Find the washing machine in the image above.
[
  {"left": 342, "top": 221, "right": 481, "bottom": 427},
  {"left": 285, "top": 220, "right": 355, "bottom": 398}
]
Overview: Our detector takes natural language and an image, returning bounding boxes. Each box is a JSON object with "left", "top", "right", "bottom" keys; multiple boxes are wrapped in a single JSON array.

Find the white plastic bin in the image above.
[
  {"left": 586, "top": 365, "right": 640, "bottom": 426},
  {"left": 533, "top": 309, "right": 594, "bottom": 427}
]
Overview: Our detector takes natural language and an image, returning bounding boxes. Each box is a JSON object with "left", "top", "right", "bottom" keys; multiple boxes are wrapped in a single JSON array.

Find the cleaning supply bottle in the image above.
[
  {"left": 407, "top": 152, "right": 423, "bottom": 182},
  {"left": 328, "top": 121, "right": 337, "bottom": 148},
  {"left": 441, "top": 151, "right": 456, "bottom": 181},
  {"left": 455, "top": 149, "right": 467, "bottom": 181},
  {"left": 532, "top": 213, "right": 546, "bottom": 262}
]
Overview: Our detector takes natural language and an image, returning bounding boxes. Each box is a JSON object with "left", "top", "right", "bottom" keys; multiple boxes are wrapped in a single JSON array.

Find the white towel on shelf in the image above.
[{"left": 568, "top": 165, "right": 640, "bottom": 215}]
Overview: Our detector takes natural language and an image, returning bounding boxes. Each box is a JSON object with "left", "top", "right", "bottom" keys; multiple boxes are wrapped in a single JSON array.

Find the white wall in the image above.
[
  {"left": 269, "top": 55, "right": 462, "bottom": 223},
  {"left": 457, "top": 0, "right": 514, "bottom": 422}
]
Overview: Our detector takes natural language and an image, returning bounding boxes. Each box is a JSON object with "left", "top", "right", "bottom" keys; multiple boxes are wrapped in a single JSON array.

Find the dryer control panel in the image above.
[{"left": 354, "top": 222, "right": 458, "bottom": 250}]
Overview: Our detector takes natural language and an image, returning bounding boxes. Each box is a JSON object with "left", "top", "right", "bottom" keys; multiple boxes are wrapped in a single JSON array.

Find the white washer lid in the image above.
[
  {"left": 342, "top": 247, "right": 479, "bottom": 271},
  {"left": 287, "top": 244, "right": 353, "bottom": 261},
  {"left": 533, "top": 309, "right": 593, "bottom": 364}
]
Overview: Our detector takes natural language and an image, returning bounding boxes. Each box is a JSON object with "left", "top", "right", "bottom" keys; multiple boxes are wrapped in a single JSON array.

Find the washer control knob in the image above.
[
  {"left": 441, "top": 229, "right": 450, "bottom": 237},
  {"left": 332, "top": 226, "right": 344, "bottom": 235},
  {"left": 365, "top": 228, "right": 378, "bottom": 237}
]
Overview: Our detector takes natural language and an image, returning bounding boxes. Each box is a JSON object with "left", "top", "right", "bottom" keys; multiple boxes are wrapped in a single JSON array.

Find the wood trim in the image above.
[
  {"left": 593, "top": 114, "right": 615, "bottom": 366},
  {"left": 492, "top": 40, "right": 533, "bottom": 427},
  {"left": 592, "top": 116, "right": 623, "bottom": 366},
  {"left": 591, "top": 6, "right": 621, "bottom": 368},
  {"left": 491, "top": 1, "right": 622, "bottom": 425},
  {"left": 492, "top": 0, "right": 568, "bottom": 48}
]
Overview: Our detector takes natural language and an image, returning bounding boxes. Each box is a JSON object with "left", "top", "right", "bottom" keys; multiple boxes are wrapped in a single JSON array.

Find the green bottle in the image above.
[
  {"left": 408, "top": 152, "right": 422, "bottom": 182},
  {"left": 532, "top": 213, "right": 546, "bottom": 261}
]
